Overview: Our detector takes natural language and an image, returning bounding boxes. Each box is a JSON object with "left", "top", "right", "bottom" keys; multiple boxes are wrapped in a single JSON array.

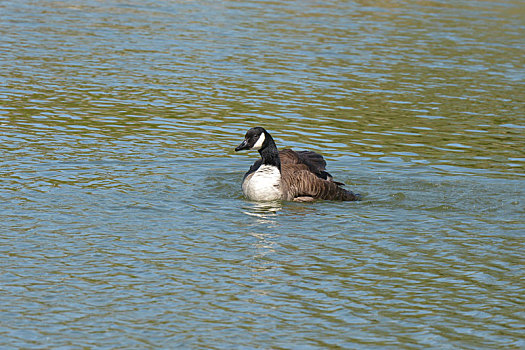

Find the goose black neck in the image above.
[{"left": 258, "top": 132, "right": 281, "bottom": 171}]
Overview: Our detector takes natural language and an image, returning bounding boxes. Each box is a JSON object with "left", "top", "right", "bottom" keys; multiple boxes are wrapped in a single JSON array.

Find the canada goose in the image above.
[{"left": 235, "top": 127, "right": 360, "bottom": 202}]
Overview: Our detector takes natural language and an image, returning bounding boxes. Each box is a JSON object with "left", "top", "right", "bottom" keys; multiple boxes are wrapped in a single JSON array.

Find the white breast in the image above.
[{"left": 242, "top": 165, "right": 282, "bottom": 201}]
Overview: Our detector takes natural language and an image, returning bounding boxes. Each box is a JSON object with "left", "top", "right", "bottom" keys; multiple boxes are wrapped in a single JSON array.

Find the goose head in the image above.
[{"left": 235, "top": 127, "right": 268, "bottom": 151}]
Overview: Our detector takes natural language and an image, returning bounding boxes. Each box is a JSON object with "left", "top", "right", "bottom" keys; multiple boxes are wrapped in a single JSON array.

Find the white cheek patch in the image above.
[{"left": 252, "top": 132, "right": 265, "bottom": 150}]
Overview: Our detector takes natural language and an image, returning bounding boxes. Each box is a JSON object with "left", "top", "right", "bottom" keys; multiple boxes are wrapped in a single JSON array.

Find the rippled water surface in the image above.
[{"left": 1, "top": 0, "right": 524, "bottom": 348}]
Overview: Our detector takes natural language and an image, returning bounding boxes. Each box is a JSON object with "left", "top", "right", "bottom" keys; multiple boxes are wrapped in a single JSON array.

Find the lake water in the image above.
[{"left": 1, "top": 0, "right": 524, "bottom": 348}]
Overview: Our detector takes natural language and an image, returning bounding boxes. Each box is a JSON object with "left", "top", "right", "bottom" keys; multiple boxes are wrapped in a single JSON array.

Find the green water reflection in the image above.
[{"left": 1, "top": 0, "right": 524, "bottom": 348}]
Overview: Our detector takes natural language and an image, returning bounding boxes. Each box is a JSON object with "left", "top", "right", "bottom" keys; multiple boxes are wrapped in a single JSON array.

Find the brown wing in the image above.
[
  {"left": 279, "top": 149, "right": 333, "bottom": 181},
  {"left": 280, "top": 164, "right": 359, "bottom": 201},
  {"left": 279, "top": 149, "right": 326, "bottom": 168}
]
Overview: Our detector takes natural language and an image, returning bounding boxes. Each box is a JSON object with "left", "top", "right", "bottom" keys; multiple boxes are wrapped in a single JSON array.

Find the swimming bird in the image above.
[{"left": 235, "top": 127, "right": 360, "bottom": 202}]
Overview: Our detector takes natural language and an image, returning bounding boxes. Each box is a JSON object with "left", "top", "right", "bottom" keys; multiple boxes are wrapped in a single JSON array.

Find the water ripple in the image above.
[{"left": 1, "top": 0, "right": 524, "bottom": 348}]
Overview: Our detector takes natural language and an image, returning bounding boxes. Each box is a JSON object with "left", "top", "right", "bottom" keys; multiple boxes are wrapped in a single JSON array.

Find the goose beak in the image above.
[{"left": 235, "top": 139, "right": 250, "bottom": 151}]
